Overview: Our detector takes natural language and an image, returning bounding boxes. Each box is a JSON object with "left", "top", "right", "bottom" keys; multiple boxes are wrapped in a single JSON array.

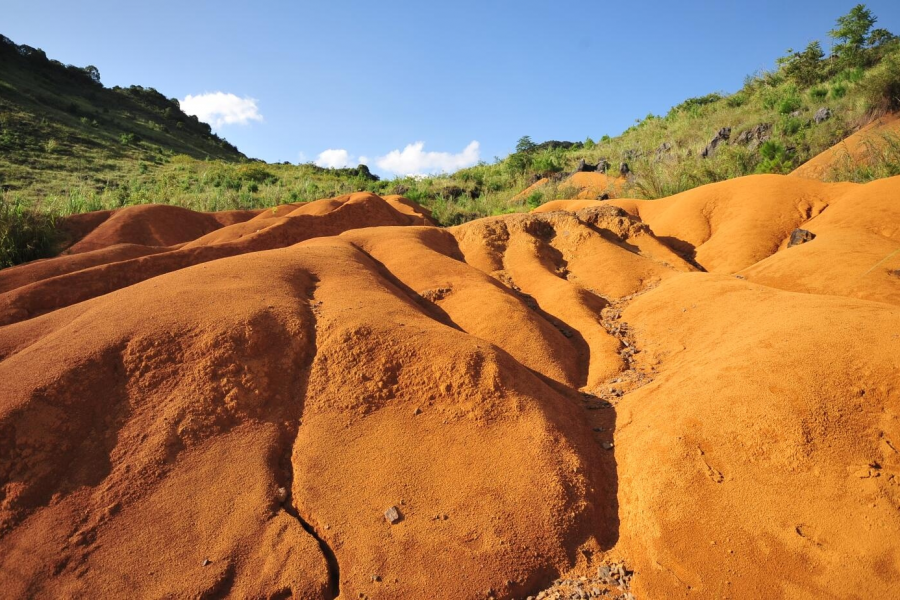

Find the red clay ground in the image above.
[{"left": 1, "top": 179, "right": 899, "bottom": 599}]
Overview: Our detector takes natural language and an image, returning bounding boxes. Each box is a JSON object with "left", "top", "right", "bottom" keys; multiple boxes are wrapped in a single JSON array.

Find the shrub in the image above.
[
  {"left": 726, "top": 92, "right": 748, "bottom": 108},
  {"left": 119, "top": 132, "right": 137, "bottom": 145},
  {"left": 525, "top": 191, "right": 544, "bottom": 209},
  {"left": 781, "top": 117, "right": 803, "bottom": 136},
  {"left": 833, "top": 66, "right": 866, "bottom": 84},
  {"left": 860, "top": 51, "right": 900, "bottom": 111},
  {"left": 669, "top": 93, "right": 722, "bottom": 117},
  {"left": 235, "top": 164, "right": 275, "bottom": 184},
  {"left": 205, "top": 163, "right": 278, "bottom": 190},
  {"left": 531, "top": 152, "right": 563, "bottom": 173},
  {"left": 809, "top": 86, "right": 828, "bottom": 101},
  {"left": 756, "top": 140, "right": 792, "bottom": 173},
  {"left": 831, "top": 83, "right": 848, "bottom": 98},
  {"left": 761, "top": 88, "right": 783, "bottom": 110},
  {"left": 778, "top": 96, "right": 803, "bottom": 114},
  {"left": 777, "top": 42, "right": 825, "bottom": 86}
]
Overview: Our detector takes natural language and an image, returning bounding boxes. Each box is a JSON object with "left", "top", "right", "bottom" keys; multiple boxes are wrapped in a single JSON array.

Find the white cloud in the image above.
[
  {"left": 375, "top": 141, "right": 480, "bottom": 176},
  {"left": 180, "top": 92, "right": 263, "bottom": 128},
  {"left": 358, "top": 155, "right": 369, "bottom": 165},
  {"left": 315, "top": 149, "right": 353, "bottom": 168}
]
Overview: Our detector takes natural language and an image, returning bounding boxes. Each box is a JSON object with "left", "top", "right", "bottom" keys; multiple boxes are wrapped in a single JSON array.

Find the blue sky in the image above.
[{"left": 5, "top": 1, "right": 900, "bottom": 176}]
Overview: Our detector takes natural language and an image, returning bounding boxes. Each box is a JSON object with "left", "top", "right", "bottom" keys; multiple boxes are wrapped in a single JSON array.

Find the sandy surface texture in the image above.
[{"left": 1, "top": 177, "right": 898, "bottom": 599}]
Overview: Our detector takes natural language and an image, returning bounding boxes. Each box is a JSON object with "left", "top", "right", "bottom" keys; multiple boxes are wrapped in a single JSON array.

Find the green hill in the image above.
[{"left": 0, "top": 34, "right": 245, "bottom": 200}]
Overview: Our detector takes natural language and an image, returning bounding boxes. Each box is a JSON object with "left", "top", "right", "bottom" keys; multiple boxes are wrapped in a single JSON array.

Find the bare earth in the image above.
[{"left": 1, "top": 171, "right": 899, "bottom": 598}]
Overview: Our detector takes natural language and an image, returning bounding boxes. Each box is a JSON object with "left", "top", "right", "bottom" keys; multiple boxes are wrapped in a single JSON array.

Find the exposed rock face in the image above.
[
  {"left": 701, "top": 127, "right": 732, "bottom": 158},
  {"left": 734, "top": 123, "right": 772, "bottom": 150},
  {"left": 655, "top": 142, "right": 673, "bottom": 162}
]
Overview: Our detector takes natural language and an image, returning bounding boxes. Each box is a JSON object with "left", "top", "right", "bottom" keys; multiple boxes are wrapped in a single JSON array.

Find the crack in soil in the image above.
[
  {"left": 282, "top": 496, "right": 341, "bottom": 598},
  {"left": 279, "top": 278, "right": 341, "bottom": 599}
]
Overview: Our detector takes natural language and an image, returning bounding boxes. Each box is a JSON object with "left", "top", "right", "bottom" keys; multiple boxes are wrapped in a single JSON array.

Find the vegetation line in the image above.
[{"left": 1, "top": 4, "right": 899, "bottom": 268}]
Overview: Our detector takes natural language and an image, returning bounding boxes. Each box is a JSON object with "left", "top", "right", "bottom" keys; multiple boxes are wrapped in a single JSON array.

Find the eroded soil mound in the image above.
[{"left": 1, "top": 178, "right": 899, "bottom": 599}]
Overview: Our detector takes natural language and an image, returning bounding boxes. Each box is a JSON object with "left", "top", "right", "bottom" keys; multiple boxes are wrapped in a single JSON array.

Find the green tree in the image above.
[
  {"left": 829, "top": 4, "right": 877, "bottom": 67},
  {"left": 83, "top": 65, "right": 101, "bottom": 84},
  {"left": 515, "top": 135, "right": 536, "bottom": 153},
  {"left": 777, "top": 42, "right": 825, "bottom": 86},
  {"left": 869, "top": 28, "right": 897, "bottom": 47}
]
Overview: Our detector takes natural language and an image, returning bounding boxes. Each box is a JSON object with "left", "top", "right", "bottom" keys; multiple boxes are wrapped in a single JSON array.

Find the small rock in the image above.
[
  {"left": 413, "top": 407, "right": 422, "bottom": 416},
  {"left": 275, "top": 487, "right": 288, "bottom": 503},
  {"left": 372, "top": 574, "right": 381, "bottom": 582},
  {"left": 597, "top": 159, "right": 610, "bottom": 173},
  {"left": 814, "top": 107, "right": 832, "bottom": 124},
  {"left": 202, "top": 558, "right": 211, "bottom": 567},
  {"left": 384, "top": 506, "right": 402, "bottom": 524},
  {"left": 788, "top": 228, "right": 816, "bottom": 248},
  {"left": 619, "top": 162, "right": 631, "bottom": 177},
  {"left": 601, "top": 441, "right": 614, "bottom": 450}
]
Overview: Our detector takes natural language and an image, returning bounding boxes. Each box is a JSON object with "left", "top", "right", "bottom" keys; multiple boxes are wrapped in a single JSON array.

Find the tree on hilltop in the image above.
[
  {"left": 516, "top": 135, "right": 536, "bottom": 153},
  {"left": 830, "top": 4, "right": 877, "bottom": 67}
]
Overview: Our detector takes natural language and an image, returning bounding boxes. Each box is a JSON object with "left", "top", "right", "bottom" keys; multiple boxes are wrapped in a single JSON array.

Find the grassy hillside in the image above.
[
  {"left": 0, "top": 34, "right": 245, "bottom": 200},
  {"left": 2, "top": 5, "right": 900, "bottom": 268}
]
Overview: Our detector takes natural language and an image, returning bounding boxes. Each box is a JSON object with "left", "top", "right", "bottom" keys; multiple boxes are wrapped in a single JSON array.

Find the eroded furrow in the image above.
[{"left": 281, "top": 277, "right": 341, "bottom": 599}]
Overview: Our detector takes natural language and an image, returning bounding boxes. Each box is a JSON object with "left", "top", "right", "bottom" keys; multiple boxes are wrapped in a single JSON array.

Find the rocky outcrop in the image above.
[{"left": 701, "top": 127, "right": 732, "bottom": 158}]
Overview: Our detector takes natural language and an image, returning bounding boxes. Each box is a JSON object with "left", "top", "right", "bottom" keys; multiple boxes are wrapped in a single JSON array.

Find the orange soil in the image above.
[
  {"left": 2, "top": 178, "right": 899, "bottom": 599},
  {"left": 791, "top": 112, "right": 900, "bottom": 180}
]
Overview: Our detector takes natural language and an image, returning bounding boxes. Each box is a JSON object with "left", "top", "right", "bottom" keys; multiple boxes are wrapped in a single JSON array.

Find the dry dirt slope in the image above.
[{"left": 0, "top": 177, "right": 898, "bottom": 599}]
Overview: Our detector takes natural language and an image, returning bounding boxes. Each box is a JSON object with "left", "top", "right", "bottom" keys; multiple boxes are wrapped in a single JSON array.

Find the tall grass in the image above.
[
  {"left": 828, "top": 132, "right": 900, "bottom": 181},
  {"left": 0, "top": 193, "right": 59, "bottom": 268}
]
